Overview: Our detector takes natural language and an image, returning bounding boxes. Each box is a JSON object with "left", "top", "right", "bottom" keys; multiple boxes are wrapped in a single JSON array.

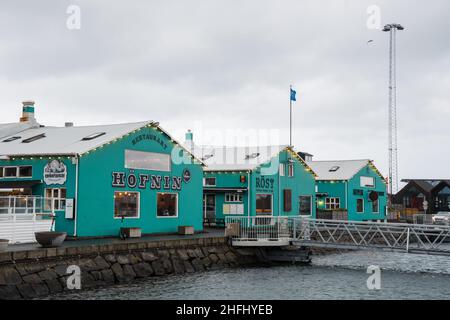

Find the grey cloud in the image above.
[{"left": 0, "top": 0, "right": 449, "bottom": 182}]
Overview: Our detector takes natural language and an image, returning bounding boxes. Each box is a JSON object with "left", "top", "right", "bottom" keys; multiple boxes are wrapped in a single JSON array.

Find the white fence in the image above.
[{"left": 0, "top": 196, "right": 57, "bottom": 244}]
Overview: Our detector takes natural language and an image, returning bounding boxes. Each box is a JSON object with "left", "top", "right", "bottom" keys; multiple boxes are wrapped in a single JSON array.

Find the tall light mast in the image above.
[{"left": 383, "top": 23, "right": 404, "bottom": 205}]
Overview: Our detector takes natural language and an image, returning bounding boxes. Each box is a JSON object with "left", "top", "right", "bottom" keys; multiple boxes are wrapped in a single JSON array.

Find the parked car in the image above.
[{"left": 432, "top": 212, "right": 450, "bottom": 226}]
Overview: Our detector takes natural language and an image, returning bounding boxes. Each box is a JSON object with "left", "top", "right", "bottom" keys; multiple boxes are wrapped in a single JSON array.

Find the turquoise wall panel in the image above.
[
  {"left": 75, "top": 126, "right": 204, "bottom": 237},
  {"left": 0, "top": 157, "right": 76, "bottom": 235}
]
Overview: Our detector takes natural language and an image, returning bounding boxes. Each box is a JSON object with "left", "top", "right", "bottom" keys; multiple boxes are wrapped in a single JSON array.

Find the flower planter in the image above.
[
  {"left": 0, "top": 239, "right": 9, "bottom": 252},
  {"left": 34, "top": 232, "right": 67, "bottom": 248}
]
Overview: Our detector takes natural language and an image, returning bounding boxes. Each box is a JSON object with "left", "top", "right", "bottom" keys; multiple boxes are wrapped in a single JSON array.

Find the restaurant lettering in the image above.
[
  {"left": 255, "top": 177, "right": 274, "bottom": 190},
  {"left": 112, "top": 171, "right": 182, "bottom": 190},
  {"left": 131, "top": 132, "right": 168, "bottom": 150}
]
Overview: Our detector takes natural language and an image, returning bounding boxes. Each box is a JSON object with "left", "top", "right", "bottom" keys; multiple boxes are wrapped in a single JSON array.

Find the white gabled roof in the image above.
[
  {"left": 185, "top": 144, "right": 315, "bottom": 173},
  {"left": 306, "top": 159, "right": 370, "bottom": 181},
  {"left": 192, "top": 145, "right": 289, "bottom": 172},
  {"left": 0, "top": 121, "right": 152, "bottom": 156},
  {"left": 0, "top": 122, "right": 36, "bottom": 140}
]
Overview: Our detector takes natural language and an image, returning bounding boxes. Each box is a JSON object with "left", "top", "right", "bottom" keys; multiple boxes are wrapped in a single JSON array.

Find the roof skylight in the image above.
[
  {"left": 2, "top": 136, "right": 21, "bottom": 143},
  {"left": 201, "top": 154, "right": 214, "bottom": 161},
  {"left": 245, "top": 152, "right": 260, "bottom": 160},
  {"left": 22, "top": 134, "right": 46, "bottom": 143},
  {"left": 329, "top": 166, "right": 340, "bottom": 172},
  {"left": 82, "top": 132, "right": 106, "bottom": 141}
]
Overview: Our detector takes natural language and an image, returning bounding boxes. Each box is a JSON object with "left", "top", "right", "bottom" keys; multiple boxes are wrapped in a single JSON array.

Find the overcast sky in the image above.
[{"left": 0, "top": 0, "right": 449, "bottom": 186}]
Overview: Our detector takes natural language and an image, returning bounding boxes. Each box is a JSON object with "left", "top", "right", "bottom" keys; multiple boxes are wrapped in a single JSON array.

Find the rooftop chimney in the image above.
[
  {"left": 185, "top": 129, "right": 193, "bottom": 141},
  {"left": 20, "top": 100, "right": 36, "bottom": 123},
  {"left": 184, "top": 129, "right": 194, "bottom": 152}
]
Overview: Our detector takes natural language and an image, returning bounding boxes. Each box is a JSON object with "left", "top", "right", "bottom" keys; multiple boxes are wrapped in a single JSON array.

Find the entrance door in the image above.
[{"left": 203, "top": 194, "right": 216, "bottom": 221}]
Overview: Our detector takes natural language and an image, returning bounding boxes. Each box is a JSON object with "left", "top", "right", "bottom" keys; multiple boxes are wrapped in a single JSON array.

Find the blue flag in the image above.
[{"left": 290, "top": 88, "right": 297, "bottom": 102}]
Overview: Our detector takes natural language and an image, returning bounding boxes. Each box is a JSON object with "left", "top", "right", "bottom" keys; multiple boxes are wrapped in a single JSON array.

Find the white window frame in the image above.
[
  {"left": 156, "top": 192, "right": 179, "bottom": 218},
  {"left": 299, "top": 195, "right": 313, "bottom": 216},
  {"left": 2, "top": 166, "right": 18, "bottom": 178},
  {"left": 124, "top": 149, "right": 171, "bottom": 172},
  {"left": 255, "top": 193, "right": 273, "bottom": 216},
  {"left": 325, "top": 197, "right": 340, "bottom": 210},
  {"left": 44, "top": 188, "right": 67, "bottom": 211},
  {"left": 372, "top": 198, "right": 379, "bottom": 213},
  {"left": 356, "top": 198, "right": 364, "bottom": 213},
  {"left": 360, "top": 176, "right": 375, "bottom": 188},
  {"left": 279, "top": 163, "right": 285, "bottom": 177},
  {"left": 223, "top": 203, "right": 245, "bottom": 215},
  {"left": 113, "top": 191, "right": 140, "bottom": 219},
  {"left": 203, "top": 177, "right": 216, "bottom": 187},
  {"left": 18, "top": 166, "right": 33, "bottom": 178},
  {"left": 288, "top": 163, "right": 294, "bottom": 177},
  {"left": 225, "top": 193, "right": 243, "bottom": 203}
]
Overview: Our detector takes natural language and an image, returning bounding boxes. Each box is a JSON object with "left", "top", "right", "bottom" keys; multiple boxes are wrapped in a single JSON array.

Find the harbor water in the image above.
[{"left": 47, "top": 248, "right": 450, "bottom": 300}]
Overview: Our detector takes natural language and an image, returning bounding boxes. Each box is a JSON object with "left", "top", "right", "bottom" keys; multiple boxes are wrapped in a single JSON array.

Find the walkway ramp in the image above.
[{"left": 225, "top": 217, "right": 450, "bottom": 257}]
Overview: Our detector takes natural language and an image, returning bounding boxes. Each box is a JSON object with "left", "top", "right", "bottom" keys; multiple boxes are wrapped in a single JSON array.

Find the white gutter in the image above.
[
  {"left": 247, "top": 171, "right": 250, "bottom": 217},
  {"left": 74, "top": 155, "right": 79, "bottom": 236},
  {"left": 345, "top": 180, "right": 348, "bottom": 211}
]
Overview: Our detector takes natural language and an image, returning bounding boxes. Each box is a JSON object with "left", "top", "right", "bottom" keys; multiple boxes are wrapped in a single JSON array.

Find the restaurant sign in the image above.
[
  {"left": 44, "top": 160, "right": 67, "bottom": 185},
  {"left": 112, "top": 170, "right": 183, "bottom": 191}
]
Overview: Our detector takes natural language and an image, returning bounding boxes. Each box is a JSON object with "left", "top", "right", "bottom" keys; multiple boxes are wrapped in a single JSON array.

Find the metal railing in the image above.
[
  {"left": 225, "top": 216, "right": 450, "bottom": 255},
  {"left": 0, "top": 196, "right": 63, "bottom": 220},
  {"left": 225, "top": 216, "right": 296, "bottom": 245},
  {"left": 0, "top": 196, "right": 60, "bottom": 243}
]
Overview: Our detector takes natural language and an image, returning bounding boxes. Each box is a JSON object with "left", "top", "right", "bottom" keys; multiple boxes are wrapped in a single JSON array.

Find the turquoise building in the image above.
[
  {"left": 306, "top": 159, "right": 387, "bottom": 221},
  {"left": 184, "top": 133, "right": 317, "bottom": 223},
  {"left": 0, "top": 101, "right": 204, "bottom": 238}
]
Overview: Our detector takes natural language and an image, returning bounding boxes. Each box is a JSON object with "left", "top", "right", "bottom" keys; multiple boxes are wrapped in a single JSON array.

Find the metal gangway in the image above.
[{"left": 225, "top": 216, "right": 450, "bottom": 256}]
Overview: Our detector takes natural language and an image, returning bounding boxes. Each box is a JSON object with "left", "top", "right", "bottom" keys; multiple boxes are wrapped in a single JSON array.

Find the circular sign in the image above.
[
  {"left": 182, "top": 169, "right": 191, "bottom": 183},
  {"left": 369, "top": 191, "right": 379, "bottom": 202},
  {"left": 44, "top": 160, "right": 67, "bottom": 185}
]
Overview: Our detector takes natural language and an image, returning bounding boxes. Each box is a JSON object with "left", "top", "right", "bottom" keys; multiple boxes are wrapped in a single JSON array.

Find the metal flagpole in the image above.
[{"left": 289, "top": 85, "right": 292, "bottom": 147}]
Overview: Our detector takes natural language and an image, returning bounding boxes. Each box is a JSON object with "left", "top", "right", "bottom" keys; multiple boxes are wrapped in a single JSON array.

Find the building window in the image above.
[
  {"left": 288, "top": 164, "right": 294, "bottom": 177},
  {"left": 0, "top": 166, "right": 33, "bottom": 178},
  {"left": 372, "top": 199, "right": 379, "bottom": 213},
  {"left": 299, "top": 196, "right": 312, "bottom": 216},
  {"left": 403, "top": 196, "right": 410, "bottom": 208},
  {"left": 18, "top": 166, "right": 32, "bottom": 178},
  {"left": 125, "top": 149, "right": 171, "bottom": 172},
  {"left": 203, "top": 177, "right": 216, "bottom": 186},
  {"left": 325, "top": 197, "right": 340, "bottom": 210},
  {"left": 356, "top": 198, "right": 364, "bottom": 213},
  {"left": 44, "top": 188, "right": 67, "bottom": 211},
  {"left": 225, "top": 193, "right": 243, "bottom": 203},
  {"left": 114, "top": 191, "right": 140, "bottom": 218},
  {"left": 284, "top": 189, "right": 292, "bottom": 212},
  {"left": 360, "top": 176, "right": 375, "bottom": 188},
  {"left": 3, "top": 167, "right": 18, "bottom": 178},
  {"left": 256, "top": 194, "right": 272, "bottom": 215},
  {"left": 279, "top": 163, "right": 285, "bottom": 176},
  {"left": 157, "top": 193, "right": 178, "bottom": 217}
]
